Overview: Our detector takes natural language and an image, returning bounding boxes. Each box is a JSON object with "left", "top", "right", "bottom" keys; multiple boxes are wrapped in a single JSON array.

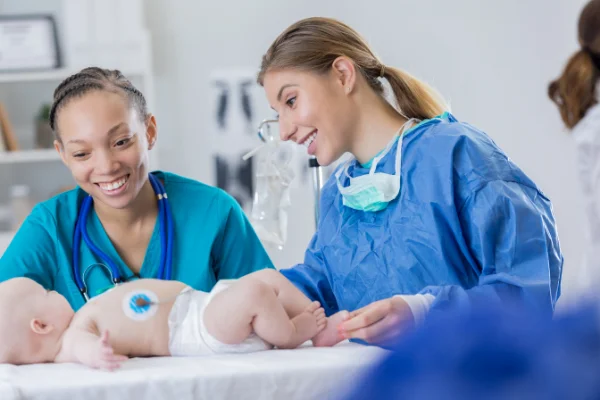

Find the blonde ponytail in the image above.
[
  {"left": 384, "top": 66, "right": 448, "bottom": 120},
  {"left": 258, "top": 17, "right": 448, "bottom": 119}
]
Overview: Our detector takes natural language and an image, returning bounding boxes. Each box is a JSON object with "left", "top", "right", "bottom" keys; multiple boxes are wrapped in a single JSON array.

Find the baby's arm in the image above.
[{"left": 55, "top": 319, "right": 128, "bottom": 370}]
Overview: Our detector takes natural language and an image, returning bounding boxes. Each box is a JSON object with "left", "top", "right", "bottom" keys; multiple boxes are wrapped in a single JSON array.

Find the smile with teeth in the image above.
[
  {"left": 301, "top": 131, "right": 318, "bottom": 148},
  {"left": 97, "top": 175, "right": 129, "bottom": 191}
]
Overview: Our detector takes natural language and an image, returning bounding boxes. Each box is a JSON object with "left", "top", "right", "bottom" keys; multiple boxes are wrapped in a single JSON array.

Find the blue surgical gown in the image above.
[
  {"left": 280, "top": 113, "right": 563, "bottom": 316},
  {"left": 0, "top": 171, "right": 274, "bottom": 310}
]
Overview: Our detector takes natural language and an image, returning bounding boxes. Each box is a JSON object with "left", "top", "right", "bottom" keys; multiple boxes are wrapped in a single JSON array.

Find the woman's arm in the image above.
[
  {"left": 424, "top": 180, "right": 562, "bottom": 312},
  {"left": 341, "top": 180, "right": 563, "bottom": 344},
  {"left": 212, "top": 192, "right": 275, "bottom": 280}
]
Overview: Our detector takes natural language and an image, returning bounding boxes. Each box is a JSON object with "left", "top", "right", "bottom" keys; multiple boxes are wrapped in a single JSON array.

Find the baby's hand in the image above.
[{"left": 84, "top": 330, "right": 128, "bottom": 371}]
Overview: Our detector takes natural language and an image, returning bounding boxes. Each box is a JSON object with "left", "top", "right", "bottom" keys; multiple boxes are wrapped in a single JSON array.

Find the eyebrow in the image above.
[
  {"left": 66, "top": 122, "right": 128, "bottom": 145},
  {"left": 277, "top": 84, "right": 298, "bottom": 102}
]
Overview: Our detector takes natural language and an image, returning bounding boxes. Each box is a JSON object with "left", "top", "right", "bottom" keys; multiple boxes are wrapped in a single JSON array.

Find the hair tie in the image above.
[{"left": 379, "top": 64, "right": 386, "bottom": 78}]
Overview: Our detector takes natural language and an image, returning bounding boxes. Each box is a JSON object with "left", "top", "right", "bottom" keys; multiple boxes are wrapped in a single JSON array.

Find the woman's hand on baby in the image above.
[
  {"left": 337, "top": 296, "right": 415, "bottom": 346},
  {"left": 85, "top": 330, "right": 128, "bottom": 371}
]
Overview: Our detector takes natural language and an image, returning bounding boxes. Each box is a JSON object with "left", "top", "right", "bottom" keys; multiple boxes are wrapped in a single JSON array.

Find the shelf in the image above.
[
  {"left": 0, "top": 149, "right": 60, "bottom": 164},
  {"left": 0, "top": 69, "right": 72, "bottom": 83},
  {"left": 0, "top": 68, "right": 145, "bottom": 84}
]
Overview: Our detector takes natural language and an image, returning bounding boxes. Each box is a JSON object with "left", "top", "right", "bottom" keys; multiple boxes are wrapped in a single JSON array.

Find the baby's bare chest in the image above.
[{"left": 74, "top": 283, "right": 184, "bottom": 347}]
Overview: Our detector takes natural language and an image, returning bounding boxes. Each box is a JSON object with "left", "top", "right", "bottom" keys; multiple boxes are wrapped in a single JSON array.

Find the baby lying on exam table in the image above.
[{"left": 0, "top": 269, "right": 348, "bottom": 370}]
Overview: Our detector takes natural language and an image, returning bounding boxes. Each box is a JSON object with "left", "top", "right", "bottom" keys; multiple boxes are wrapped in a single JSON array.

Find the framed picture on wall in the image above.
[{"left": 0, "top": 15, "right": 61, "bottom": 72}]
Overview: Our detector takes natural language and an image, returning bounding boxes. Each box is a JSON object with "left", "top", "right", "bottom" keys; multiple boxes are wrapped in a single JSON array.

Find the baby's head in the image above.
[{"left": 0, "top": 278, "right": 74, "bottom": 364}]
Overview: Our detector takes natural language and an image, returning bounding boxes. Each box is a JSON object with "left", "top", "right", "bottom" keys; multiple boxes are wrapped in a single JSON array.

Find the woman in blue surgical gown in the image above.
[
  {"left": 258, "top": 17, "right": 563, "bottom": 345},
  {"left": 549, "top": 0, "right": 600, "bottom": 293}
]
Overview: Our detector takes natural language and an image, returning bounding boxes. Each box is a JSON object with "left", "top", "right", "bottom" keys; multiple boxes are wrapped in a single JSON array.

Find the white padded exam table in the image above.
[{"left": 0, "top": 342, "right": 387, "bottom": 400}]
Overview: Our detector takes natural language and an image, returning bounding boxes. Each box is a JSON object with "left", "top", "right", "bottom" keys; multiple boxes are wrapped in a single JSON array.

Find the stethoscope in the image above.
[{"left": 72, "top": 173, "right": 174, "bottom": 302}]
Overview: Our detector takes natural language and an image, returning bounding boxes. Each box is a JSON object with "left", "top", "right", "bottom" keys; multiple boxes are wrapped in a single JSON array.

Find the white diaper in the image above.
[{"left": 168, "top": 280, "right": 272, "bottom": 356}]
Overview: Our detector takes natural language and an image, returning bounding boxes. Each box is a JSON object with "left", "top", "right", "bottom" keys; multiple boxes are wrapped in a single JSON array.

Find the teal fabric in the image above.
[{"left": 0, "top": 171, "right": 274, "bottom": 310}]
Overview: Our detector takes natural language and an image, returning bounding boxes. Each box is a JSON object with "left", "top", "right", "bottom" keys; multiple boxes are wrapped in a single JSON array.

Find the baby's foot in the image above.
[
  {"left": 284, "top": 301, "right": 325, "bottom": 349},
  {"left": 312, "top": 310, "right": 350, "bottom": 347},
  {"left": 315, "top": 306, "right": 327, "bottom": 334}
]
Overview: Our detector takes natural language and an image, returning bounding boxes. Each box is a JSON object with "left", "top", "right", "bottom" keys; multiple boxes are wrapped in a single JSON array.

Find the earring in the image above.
[{"left": 346, "top": 87, "right": 351, "bottom": 93}]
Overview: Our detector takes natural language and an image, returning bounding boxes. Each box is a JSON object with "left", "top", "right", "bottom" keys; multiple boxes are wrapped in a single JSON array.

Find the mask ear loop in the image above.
[
  {"left": 367, "top": 117, "right": 417, "bottom": 175},
  {"left": 335, "top": 160, "right": 351, "bottom": 190},
  {"left": 341, "top": 157, "right": 355, "bottom": 181},
  {"left": 392, "top": 118, "right": 420, "bottom": 176},
  {"left": 339, "top": 118, "right": 414, "bottom": 185},
  {"left": 369, "top": 137, "right": 397, "bottom": 175}
]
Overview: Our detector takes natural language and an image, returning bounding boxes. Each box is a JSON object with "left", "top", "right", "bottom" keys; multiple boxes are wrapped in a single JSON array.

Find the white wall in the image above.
[{"left": 145, "top": 0, "right": 590, "bottom": 306}]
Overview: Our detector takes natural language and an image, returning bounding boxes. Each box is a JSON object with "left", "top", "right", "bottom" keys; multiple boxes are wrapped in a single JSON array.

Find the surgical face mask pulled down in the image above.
[
  {"left": 335, "top": 118, "right": 418, "bottom": 212},
  {"left": 243, "top": 134, "right": 295, "bottom": 249}
]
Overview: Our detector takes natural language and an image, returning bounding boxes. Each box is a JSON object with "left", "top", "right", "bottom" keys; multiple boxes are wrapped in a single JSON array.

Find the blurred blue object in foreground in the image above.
[{"left": 342, "top": 300, "right": 600, "bottom": 400}]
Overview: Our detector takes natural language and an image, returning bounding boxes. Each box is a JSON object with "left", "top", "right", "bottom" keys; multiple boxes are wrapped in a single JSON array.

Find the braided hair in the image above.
[{"left": 49, "top": 67, "right": 148, "bottom": 139}]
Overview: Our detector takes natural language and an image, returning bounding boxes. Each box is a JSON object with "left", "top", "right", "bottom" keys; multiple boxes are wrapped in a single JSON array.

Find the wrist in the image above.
[
  {"left": 389, "top": 295, "right": 415, "bottom": 326},
  {"left": 393, "top": 294, "right": 435, "bottom": 326}
]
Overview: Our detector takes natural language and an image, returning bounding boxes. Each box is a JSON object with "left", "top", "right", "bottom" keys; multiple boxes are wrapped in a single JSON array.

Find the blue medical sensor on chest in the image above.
[{"left": 122, "top": 290, "right": 159, "bottom": 321}]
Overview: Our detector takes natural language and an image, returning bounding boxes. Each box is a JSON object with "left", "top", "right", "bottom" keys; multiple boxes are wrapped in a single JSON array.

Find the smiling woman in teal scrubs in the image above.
[{"left": 0, "top": 67, "right": 273, "bottom": 310}]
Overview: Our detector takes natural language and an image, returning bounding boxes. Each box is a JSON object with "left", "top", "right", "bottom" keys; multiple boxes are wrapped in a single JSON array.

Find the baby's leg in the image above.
[
  {"left": 203, "top": 278, "right": 326, "bottom": 349},
  {"left": 247, "top": 269, "right": 312, "bottom": 318},
  {"left": 248, "top": 270, "right": 350, "bottom": 347}
]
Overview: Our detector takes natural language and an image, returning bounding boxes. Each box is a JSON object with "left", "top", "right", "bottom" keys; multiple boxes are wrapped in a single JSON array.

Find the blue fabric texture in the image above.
[
  {"left": 0, "top": 171, "right": 273, "bottom": 310},
  {"left": 280, "top": 113, "right": 562, "bottom": 316}
]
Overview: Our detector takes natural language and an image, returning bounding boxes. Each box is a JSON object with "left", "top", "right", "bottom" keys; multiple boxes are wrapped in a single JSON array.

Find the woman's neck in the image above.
[
  {"left": 350, "top": 92, "right": 409, "bottom": 166},
  {"left": 93, "top": 179, "right": 158, "bottom": 229}
]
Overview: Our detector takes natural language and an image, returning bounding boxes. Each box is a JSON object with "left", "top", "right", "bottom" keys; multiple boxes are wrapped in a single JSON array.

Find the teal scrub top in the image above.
[{"left": 0, "top": 171, "right": 274, "bottom": 310}]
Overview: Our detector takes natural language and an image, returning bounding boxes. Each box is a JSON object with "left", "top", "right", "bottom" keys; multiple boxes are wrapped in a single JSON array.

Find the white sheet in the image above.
[{"left": 0, "top": 342, "right": 387, "bottom": 400}]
